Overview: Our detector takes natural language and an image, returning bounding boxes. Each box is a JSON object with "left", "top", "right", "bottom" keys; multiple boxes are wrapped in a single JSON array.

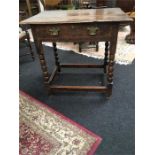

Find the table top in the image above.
[{"left": 20, "top": 8, "right": 132, "bottom": 25}]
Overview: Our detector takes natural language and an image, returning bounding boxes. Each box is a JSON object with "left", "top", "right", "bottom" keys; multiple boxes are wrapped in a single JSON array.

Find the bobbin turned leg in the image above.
[
  {"left": 37, "top": 41, "right": 49, "bottom": 88},
  {"left": 104, "top": 41, "right": 109, "bottom": 73},
  {"left": 106, "top": 26, "right": 119, "bottom": 97},
  {"left": 107, "top": 53, "right": 115, "bottom": 97},
  {"left": 53, "top": 42, "right": 61, "bottom": 72},
  {"left": 25, "top": 30, "right": 35, "bottom": 61}
]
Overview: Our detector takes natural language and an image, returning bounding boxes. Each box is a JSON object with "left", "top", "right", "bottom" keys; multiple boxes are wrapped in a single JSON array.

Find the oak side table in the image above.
[{"left": 21, "top": 8, "right": 132, "bottom": 97}]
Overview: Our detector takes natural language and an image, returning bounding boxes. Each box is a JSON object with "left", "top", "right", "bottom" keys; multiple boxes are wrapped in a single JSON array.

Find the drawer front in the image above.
[{"left": 33, "top": 23, "right": 114, "bottom": 42}]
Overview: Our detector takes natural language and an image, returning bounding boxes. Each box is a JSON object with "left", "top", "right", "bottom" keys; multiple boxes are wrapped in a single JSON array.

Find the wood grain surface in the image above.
[{"left": 20, "top": 8, "right": 132, "bottom": 24}]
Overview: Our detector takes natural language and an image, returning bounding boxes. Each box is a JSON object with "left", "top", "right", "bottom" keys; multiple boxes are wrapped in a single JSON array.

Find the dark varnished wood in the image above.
[
  {"left": 36, "top": 40, "right": 50, "bottom": 86},
  {"left": 60, "top": 64, "right": 104, "bottom": 68},
  {"left": 48, "top": 66, "right": 58, "bottom": 84},
  {"left": 20, "top": 8, "right": 132, "bottom": 24},
  {"left": 104, "top": 41, "right": 109, "bottom": 73},
  {"left": 50, "top": 85, "right": 108, "bottom": 92},
  {"left": 21, "top": 8, "right": 132, "bottom": 96},
  {"left": 26, "top": 30, "right": 35, "bottom": 60},
  {"left": 107, "top": 25, "right": 119, "bottom": 97},
  {"left": 53, "top": 42, "right": 61, "bottom": 72},
  {"left": 31, "top": 23, "right": 114, "bottom": 42}
]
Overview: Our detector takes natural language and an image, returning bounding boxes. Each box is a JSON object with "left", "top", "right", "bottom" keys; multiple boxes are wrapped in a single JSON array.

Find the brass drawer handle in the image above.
[
  {"left": 49, "top": 27, "right": 60, "bottom": 36},
  {"left": 87, "top": 27, "right": 99, "bottom": 36}
]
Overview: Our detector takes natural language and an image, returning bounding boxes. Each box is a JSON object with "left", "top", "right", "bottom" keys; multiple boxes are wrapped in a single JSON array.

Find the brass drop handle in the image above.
[
  {"left": 49, "top": 27, "right": 60, "bottom": 36},
  {"left": 87, "top": 26, "right": 99, "bottom": 36}
]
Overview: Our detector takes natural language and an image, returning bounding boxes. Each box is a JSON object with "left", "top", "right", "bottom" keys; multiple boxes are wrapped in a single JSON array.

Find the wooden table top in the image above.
[{"left": 20, "top": 8, "right": 132, "bottom": 25}]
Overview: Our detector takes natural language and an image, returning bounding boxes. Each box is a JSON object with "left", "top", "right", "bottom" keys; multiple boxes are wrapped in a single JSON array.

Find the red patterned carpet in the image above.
[{"left": 19, "top": 91, "right": 102, "bottom": 155}]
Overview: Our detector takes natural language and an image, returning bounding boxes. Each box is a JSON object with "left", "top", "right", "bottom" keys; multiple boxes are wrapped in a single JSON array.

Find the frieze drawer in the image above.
[{"left": 32, "top": 23, "right": 114, "bottom": 42}]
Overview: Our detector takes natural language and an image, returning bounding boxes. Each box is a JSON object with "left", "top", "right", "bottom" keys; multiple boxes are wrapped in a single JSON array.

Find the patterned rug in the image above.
[
  {"left": 19, "top": 91, "right": 102, "bottom": 155},
  {"left": 28, "top": 26, "right": 135, "bottom": 65}
]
